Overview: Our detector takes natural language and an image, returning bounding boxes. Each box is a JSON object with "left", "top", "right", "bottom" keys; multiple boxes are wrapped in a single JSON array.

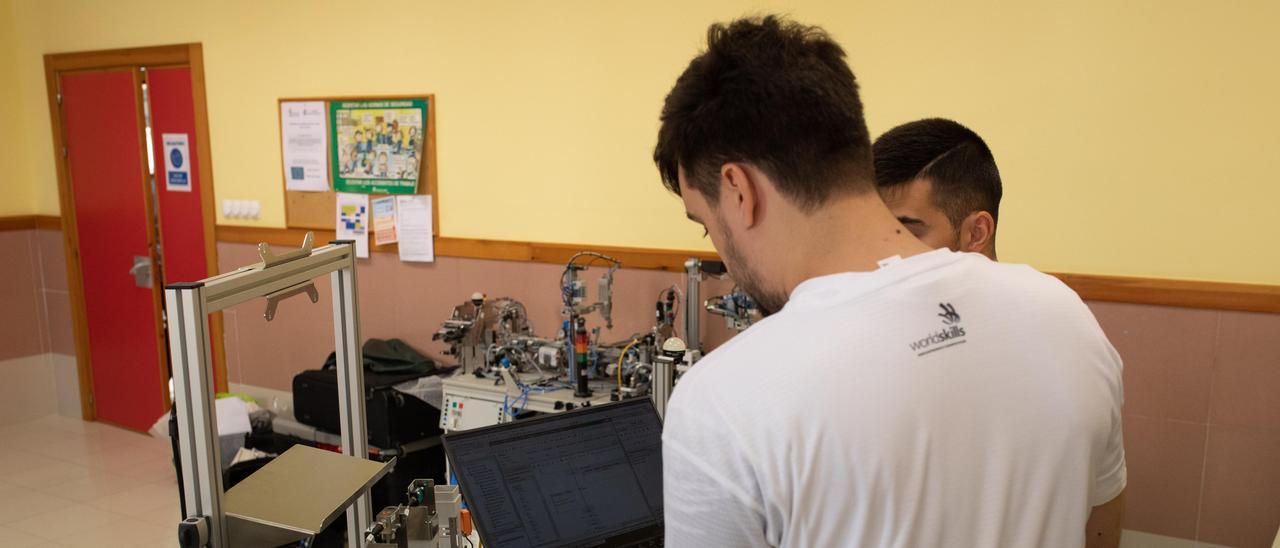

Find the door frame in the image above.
[{"left": 44, "top": 43, "right": 228, "bottom": 423}]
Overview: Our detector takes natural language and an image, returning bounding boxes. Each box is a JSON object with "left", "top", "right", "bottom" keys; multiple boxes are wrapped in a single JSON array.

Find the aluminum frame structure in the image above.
[
  {"left": 683, "top": 258, "right": 701, "bottom": 354},
  {"left": 166, "top": 238, "right": 371, "bottom": 548}
]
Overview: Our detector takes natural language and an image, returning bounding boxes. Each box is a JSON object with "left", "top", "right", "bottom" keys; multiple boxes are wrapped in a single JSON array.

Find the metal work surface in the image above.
[{"left": 224, "top": 445, "right": 393, "bottom": 535}]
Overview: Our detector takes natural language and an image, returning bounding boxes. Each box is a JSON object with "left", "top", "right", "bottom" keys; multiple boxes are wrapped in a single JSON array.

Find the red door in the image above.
[
  {"left": 146, "top": 66, "right": 221, "bottom": 385},
  {"left": 60, "top": 69, "right": 168, "bottom": 431},
  {"left": 147, "top": 66, "right": 209, "bottom": 285}
]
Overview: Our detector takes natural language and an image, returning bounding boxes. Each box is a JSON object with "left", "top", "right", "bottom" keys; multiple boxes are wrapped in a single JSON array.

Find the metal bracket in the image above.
[
  {"left": 258, "top": 231, "right": 315, "bottom": 269},
  {"left": 264, "top": 281, "right": 319, "bottom": 321}
]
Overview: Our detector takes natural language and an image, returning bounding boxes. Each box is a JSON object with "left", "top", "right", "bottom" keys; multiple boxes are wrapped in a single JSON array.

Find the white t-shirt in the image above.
[{"left": 663, "top": 249, "right": 1125, "bottom": 547}]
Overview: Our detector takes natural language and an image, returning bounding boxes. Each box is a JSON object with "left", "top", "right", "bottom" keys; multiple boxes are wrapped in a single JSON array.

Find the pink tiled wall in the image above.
[
  {"left": 1090, "top": 303, "right": 1280, "bottom": 547},
  {"left": 5, "top": 233, "right": 1276, "bottom": 546},
  {"left": 0, "top": 229, "right": 73, "bottom": 360},
  {"left": 0, "top": 230, "right": 47, "bottom": 360},
  {"left": 39, "top": 230, "right": 76, "bottom": 356}
]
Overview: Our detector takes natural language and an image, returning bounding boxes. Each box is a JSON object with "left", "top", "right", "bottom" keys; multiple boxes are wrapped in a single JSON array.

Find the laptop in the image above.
[{"left": 442, "top": 398, "right": 665, "bottom": 548}]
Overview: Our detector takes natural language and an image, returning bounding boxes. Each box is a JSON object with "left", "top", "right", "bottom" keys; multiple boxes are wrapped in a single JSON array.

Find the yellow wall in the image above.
[
  {"left": 0, "top": 0, "right": 35, "bottom": 217},
  {"left": 4, "top": 0, "right": 1278, "bottom": 283}
]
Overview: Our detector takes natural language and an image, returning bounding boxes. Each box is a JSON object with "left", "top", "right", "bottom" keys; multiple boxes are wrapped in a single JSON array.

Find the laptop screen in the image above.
[{"left": 443, "top": 398, "right": 664, "bottom": 548}]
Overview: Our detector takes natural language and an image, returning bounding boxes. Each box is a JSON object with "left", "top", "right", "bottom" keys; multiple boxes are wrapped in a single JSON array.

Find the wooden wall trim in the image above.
[
  {"left": 0, "top": 215, "right": 62, "bottom": 231},
  {"left": 45, "top": 44, "right": 190, "bottom": 72},
  {"left": 214, "top": 224, "right": 718, "bottom": 272},
  {"left": 1053, "top": 273, "right": 1280, "bottom": 314},
  {"left": 0, "top": 215, "right": 39, "bottom": 231},
  {"left": 11, "top": 219, "right": 1272, "bottom": 313},
  {"left": 212, "top": 224, "right": 1280, "bottom": 314},
  {"left": 35, "top": 215, "right": 62, "bottom": 230}
]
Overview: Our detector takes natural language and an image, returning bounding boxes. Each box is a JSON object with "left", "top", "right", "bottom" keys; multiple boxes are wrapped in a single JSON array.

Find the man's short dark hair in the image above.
[
  {"left": 873, "top": 118, "right": 1003, "bottom": 226},
  {"left": 654, "top": 15, "right": 873, "bottom": 211}
]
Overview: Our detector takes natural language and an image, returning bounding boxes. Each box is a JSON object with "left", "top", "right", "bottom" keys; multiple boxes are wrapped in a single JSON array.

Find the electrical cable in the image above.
[
  {"left": 616, "top": 339, "right": 640, "bottom": 391},
  {"left": 655, "top": 284, "right": 683, "bottom": 338},
  {"left": 502, "top": 377, "right": 561, "bottom": 417},
  {"left": 566, "top": 251, "right": 621, "bottom": 268},
  {"left": 599, "top": 331, "right": 648, "bottom": 347},
  {"left": 671, "top": 286, "right": 682, "bottom": 338},
  {"left": 562, "top": 252, "right": 621, "bottom": 308}
]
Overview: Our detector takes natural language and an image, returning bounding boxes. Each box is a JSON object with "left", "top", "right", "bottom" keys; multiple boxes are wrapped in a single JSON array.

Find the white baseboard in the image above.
[
  {"left": 50, "top": 353, "right": 80, "bottom": 418},
  {"left": 0, "top": 353, "right": 59, "bottom": 425}
]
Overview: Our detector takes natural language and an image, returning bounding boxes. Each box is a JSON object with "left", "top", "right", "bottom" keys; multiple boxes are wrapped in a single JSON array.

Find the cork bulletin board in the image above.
[{"left": 277, "top": 94, "right": 438, "bottom": 234}]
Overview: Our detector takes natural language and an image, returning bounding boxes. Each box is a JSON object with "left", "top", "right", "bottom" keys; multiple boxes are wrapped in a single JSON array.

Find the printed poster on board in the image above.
[
  {"left": 330, "top": 98, "right": 427, "bottom": 194},
  {"left": 280, "top": 101, "right": 329, "bottom": 192}
]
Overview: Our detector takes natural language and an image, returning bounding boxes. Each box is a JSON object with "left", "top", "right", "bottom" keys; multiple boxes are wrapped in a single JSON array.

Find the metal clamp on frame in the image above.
[
  {"left": 263, "top": 281, "right": 319, "bottom": 321},
  {"left": 257, "top": 230, "right": 314, "bottom": 269}
]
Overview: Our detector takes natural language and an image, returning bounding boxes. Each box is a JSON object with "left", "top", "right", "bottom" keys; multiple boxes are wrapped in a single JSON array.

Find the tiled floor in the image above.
[
  {"left": 0, "top": 415, "right": 179, "bottom": 547},
  {"left": 0, "top": 414, "right": 1266, "bottom": 548}
]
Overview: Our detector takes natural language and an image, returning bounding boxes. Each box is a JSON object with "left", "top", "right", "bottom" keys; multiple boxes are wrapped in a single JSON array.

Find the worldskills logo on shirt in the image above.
[{"left": 909, "top": 303, "right": 968, "bottom": 356}]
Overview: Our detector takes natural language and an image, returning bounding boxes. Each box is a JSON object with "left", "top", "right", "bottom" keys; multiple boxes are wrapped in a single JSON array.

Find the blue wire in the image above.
[{"left": 503, "top": 380, "right": 561, "bottom": 417}]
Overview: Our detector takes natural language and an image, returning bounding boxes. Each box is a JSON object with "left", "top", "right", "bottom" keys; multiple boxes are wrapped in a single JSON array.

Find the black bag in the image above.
[
  {"left": 293, "top": 367, "right": 442, "bottom": 448},
  {"left": 321, "top": 338, "right": 437, "bottom": 375}
]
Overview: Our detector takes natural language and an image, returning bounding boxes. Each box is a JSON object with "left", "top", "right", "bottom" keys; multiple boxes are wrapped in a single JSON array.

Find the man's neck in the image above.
[{"left": 771, "top": 193, "right": 935, "bottom": 296}]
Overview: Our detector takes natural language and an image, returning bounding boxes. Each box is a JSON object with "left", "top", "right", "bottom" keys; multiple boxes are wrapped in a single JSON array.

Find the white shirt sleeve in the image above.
[
  {"left": 663, "top": 390, "right": 773, "bottom": 548},
  {"left": 1090, "top": 342, "right": 1127, "bottom": 507}
]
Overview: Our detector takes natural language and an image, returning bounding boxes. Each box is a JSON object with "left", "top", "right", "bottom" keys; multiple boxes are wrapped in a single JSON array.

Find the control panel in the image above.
[{"left": 439, "top": 393, "right": 506, "bottom": 433}]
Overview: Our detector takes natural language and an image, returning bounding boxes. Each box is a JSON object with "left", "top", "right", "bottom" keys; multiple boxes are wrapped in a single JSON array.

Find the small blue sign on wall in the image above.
[{"left": 163, "top": 133, "right": 192, "bottom": 192}]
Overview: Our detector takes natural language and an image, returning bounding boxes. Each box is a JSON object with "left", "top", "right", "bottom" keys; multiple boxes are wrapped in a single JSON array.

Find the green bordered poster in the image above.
[{"left": 329, "top": 98, "right": 427, "bottom": 194}]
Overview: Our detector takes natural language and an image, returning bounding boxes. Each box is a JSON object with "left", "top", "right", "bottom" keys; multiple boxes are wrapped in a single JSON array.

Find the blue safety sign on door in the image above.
[{"left": 163, "top": 133, "right": 192, "bottom": 192}]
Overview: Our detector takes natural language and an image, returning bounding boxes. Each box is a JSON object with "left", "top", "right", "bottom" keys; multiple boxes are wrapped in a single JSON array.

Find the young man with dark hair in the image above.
[
  {"left": 873, "top": 118, "right": 1002, "bottom": 259},
  {"left": 654, "top": 15, "right": 1125, "bottom": 547}
]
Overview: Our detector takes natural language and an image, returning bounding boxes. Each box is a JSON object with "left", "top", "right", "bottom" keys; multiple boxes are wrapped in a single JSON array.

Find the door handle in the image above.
[{"left": 130, "top": 255, "right": 153, "bottom": 288}]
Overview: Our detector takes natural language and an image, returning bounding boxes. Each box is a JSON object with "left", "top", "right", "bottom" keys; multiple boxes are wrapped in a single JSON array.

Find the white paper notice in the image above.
[
  {"left": 336, "top": 192, "right": 370, "bottom": 258},
  {"left": 215, "top": 397, "right": 252, "bottom": 436},
  {"left": 281, "top": 101, "right": 329, "bottom": 192},
  {"left": 395, "top": 195, "right": 434, "bottom": 263},
  {"left": 371, "top": 196, "right": 398, "bottom": 246},
  {"left": 162, "top": 133, "right": 192, "bottom": 192}
]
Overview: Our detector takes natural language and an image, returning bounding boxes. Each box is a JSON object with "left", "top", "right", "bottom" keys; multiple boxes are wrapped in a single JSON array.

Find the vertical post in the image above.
[
  {"left": 683, "top": 258, "right": 701, "bottom": 354},
  {"left": 330, "top": 241, "right": 370, "bottom": 547},
  {"left": 166, "top": 282, "right": 226, "bottom": 547},
  {"left": 653, "top": 354, "right": 675, "bottom": 420}
]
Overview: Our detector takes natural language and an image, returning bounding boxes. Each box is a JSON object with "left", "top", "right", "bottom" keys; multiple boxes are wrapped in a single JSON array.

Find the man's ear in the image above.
[
  {"left": 721, "top": 163, "right": 760, "bottom": 229},
  {"left": 959, "top": 211, "right": 996, "bottom": 256}
]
